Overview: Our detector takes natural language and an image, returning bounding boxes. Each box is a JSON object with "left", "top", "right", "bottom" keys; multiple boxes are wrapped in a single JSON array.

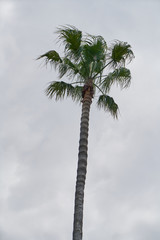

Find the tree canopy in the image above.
[{"left": 38, "top": 25, "right": 134, "bottom": 118}]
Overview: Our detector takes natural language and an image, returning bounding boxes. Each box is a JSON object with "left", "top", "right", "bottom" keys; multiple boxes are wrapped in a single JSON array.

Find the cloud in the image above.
[
  {"left": 0, "top": 1, "right": 15, "bottom": 21},
  {"left": 1, "top": 0, "right": 160, "bottom": 240}
]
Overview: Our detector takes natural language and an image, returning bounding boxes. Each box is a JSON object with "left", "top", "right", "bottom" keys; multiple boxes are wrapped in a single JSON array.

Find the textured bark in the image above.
[{"left": 73, "top": 88, "right": 92, "bottom": 240}]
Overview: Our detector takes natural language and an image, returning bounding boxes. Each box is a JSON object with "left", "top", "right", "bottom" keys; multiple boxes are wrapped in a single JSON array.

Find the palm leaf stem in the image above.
[
  {"left": 90, "top": 61, "right": 96, "bottom": 78},
  {"left": 96, "top": 74, "right": 109, "bottom": 79},
  {"left": 71, "top": 81, "right": 84, "bottom": 85},
  {"left": 93, "top": 83, "right": 105, "bottom": 95},
  {"left": 93, "top": 60, "right": 112, "bottom": 79}
]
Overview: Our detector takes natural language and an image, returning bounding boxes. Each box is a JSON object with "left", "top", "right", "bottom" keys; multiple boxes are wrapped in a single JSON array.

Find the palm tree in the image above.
[{"left": 37, "top": 25, "right": 134, "bottom": 240}]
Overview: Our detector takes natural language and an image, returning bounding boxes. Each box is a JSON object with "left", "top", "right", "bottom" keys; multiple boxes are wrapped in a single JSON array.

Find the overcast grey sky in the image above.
[{"left": 1, "top": 0, "right": 160, "bottom": 239}]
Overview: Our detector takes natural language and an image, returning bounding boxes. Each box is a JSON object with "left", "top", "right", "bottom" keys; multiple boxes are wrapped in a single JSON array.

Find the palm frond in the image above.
[
  {"left": 82, "top": 35, "right": 107, "bottom": 77},
  {"left": 97, "top": 95, "right": 118, "bottom": 118},
  {"left": 58, "top": 57, "right": 80, "bottom": 79},
  {"left": 100, "top": 67, "right": 131, "bottom": 92},
  {"left": 108, "top": 41, "right": 134, "bottom": 67},
  {"left": 83, "top": 35, "right": 107, "bottom": 62},
  {"left": 45, "top": 81, "right": 82, "bottom": 102},
  {"left": 37, "top": 50, "right": 62, "bottom": 69},
  {"left": 56, "top": 25, "right": 82, "bottom": 61}
]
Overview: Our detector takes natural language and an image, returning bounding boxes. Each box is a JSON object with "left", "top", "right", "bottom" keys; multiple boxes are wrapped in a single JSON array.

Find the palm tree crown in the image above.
[{"left": 38, "top": 25, "right": 134, "bottom": 118}]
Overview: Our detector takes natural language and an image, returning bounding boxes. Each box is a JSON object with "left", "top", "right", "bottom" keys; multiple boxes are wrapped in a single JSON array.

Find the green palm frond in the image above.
[
  {"left": 97, "top": 95, "right": 118, "bottom": 118},
  {"left": 82, "top": 35, "right": 107, "bottom": 77},
  {"left": 100, "top": 67, "right": 131, "bottom": 92},
  {"left": 83, "top": 35, "right": 107, "bottom": 62},
  {"left": 37, "top": 50, "right": 62, "bottom": 68},
  {"left": 58, "top": 57, "right": 80, "bottom": 79},
  {"left": 108, "top": 41, "right": 134, "bottom": 67},
  {"left": 76, "top": 61, "right": 89, "bottom": 79},
  {"left": 56, "top": 25, "right": 82, "bottom": 61},
  {"left": 46, "top": 81, "right": 82, "bottom": 102}
]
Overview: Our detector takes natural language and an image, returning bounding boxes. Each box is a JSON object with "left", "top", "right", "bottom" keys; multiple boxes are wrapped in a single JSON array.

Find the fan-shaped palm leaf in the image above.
[
  {"left": 56, "top": 25, "right": 82, "bottom": 61},
  {"left": 100, "top": 67, "right": 131, "bottom": 92},
  {"left": 108, "top": 41, "right": 134, "bottom": 67},
  {"left": 83, "top": 35, "right": 107, "bottom": 76},
  {"left": 58, "top": 57, "right": 80, "bottom": 79},
  {"left": 97, "top": 94, "right": 118, "bottom": 118},
  {"left": 37, "top": 50, "right": 62, "bottom": 69},
  {"left": 46, "top": 81, "right": 82, "bottom": 102},
  {"left": 83, "top": 35, "right": 107, "bottom": 62}
]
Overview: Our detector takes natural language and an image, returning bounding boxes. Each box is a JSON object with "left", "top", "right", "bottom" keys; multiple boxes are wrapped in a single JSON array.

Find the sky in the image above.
[{"left": 1, "top": 0, "right": 160, "bottom": 239}]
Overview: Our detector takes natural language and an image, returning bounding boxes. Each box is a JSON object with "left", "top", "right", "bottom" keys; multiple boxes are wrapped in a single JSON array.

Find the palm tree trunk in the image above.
[{"left": 73, "top": 88, "right": 92, "bottom": 240}]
